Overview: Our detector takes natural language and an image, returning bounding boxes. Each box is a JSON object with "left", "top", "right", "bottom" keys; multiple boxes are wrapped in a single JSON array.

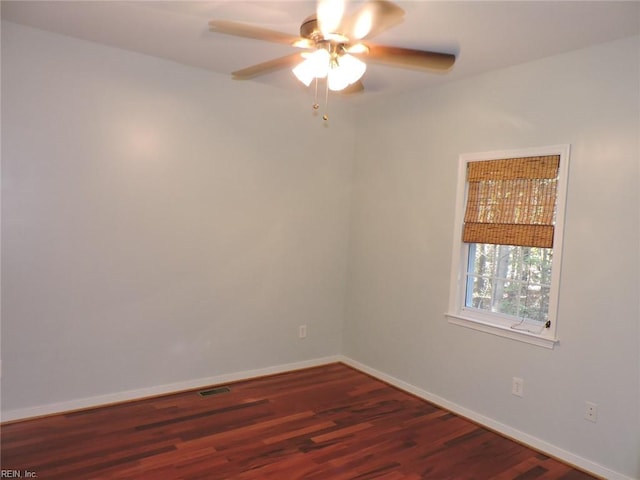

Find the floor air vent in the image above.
[{"left": 198, "top": 386, "right": 231, "bottom": 397}]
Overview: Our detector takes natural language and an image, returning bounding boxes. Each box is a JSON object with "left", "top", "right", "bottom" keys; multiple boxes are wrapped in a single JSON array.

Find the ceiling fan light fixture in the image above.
[
  {"left": 328, "top": 70, "right": 350, "bottom": 91},
  {"left": 293, "top": 48, "right": 331, "bottom": 85},
  {"left": 309, "top": 48, "right": 331, "bottom": 78},
  {"left": 292, "top": 60, "right": 315, "bottom": 86},
  {"left": 328, "top": 53, "right": 367, "bottom": 91},
  {"left": 341, "top": 53, "right": 367, "bottom": 81}
]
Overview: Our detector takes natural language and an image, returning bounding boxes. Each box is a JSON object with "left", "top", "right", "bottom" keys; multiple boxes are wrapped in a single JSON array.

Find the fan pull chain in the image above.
[
  {"left": 312, "top": 77, "right": 320, "bottom": 112},
  {"left": 322, "top": 76, "right": 330, "bottom": 122},
  {"left": 310, "top": 75, "right": 329, "bottom": 123}
]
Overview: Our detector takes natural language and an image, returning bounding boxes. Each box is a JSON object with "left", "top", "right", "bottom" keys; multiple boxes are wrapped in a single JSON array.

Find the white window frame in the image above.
[{"left": 446, "top": 145, "right": 570, "bottom": 349}]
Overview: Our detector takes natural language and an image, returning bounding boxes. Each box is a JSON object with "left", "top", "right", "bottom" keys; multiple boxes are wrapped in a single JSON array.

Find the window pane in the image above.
[
  {"left": 494, "top": 245, "right": 513, "bottom": 280},
  {"left": 468, "top": 244, "right": 496, "bottom": 277},
  {"left": 466, "top": 275, "right": 493, "bottom": 310},
  {"left": 465, "top": 243, "right": 553, "bottom": 323},
  {"left": 493, "top": 279, "right": 520, "bottom": 316},
  {"left": 519, "top": 285, "right": 550, "bottom": 322}
]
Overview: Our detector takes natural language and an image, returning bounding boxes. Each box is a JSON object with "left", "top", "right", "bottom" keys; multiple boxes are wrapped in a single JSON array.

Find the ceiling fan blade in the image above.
[
  {"left": 317, "top": 0, "right": 346, "bottom": 36},
  {"left": 345, "top": 0, "right": 405, "bottom": 40},
  {"left": 361, "top": 44, "right": 456, "bottom": 71},
  {"left": 232, "top": 53, "right": 303, "bottom": 80},
  {"left": 209, "top": 20, "right": 302, "bottom": 46}
]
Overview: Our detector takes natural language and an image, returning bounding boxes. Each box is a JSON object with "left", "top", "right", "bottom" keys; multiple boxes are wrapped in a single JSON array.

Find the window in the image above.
[{"left": 446, "top": 145, "right": 570, "bottom": 348}]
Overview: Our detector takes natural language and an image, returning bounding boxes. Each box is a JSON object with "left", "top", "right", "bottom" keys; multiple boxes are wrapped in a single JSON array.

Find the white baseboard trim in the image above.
[
  {"left": 1, "top": 355, "right": 341, "bottom": 423},
  {"left": 338, "top": 355, "right": 633, "bottom": 480}
]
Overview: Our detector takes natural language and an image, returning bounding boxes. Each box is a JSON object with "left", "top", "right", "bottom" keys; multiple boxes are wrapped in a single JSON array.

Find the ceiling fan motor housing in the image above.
[{"left": 300, "top": 15, "right": 321, "bottom": 40}]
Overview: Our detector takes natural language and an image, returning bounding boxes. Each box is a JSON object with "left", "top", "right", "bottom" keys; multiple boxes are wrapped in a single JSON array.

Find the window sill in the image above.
[{"left": 445, "top": 313, "right": 558, "bottom": 349}]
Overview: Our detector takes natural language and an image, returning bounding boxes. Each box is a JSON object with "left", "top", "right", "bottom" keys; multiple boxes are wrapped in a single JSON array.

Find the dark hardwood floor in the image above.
[{"left": 1, "top": 363, "right": 596, "bottom": 479}]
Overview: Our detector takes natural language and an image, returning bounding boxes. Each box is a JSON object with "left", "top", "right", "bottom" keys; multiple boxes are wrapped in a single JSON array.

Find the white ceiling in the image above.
[{"left": 3, "top": 1, "right": 639, "bottom": 101}]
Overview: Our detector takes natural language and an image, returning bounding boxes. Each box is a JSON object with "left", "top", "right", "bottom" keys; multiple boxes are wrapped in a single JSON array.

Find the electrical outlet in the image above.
[
  {"left": 512, "top": 377, "right": 524, "bottom": 397},
  {"left": 298, "top": 325, "right": 307, "bottom": 339},
  {"left": 585, "top": 402, "right": 598, "bottom": 422}
]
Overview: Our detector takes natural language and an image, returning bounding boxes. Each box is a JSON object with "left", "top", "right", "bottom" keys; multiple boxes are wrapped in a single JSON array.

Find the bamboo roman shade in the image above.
[{"left": 462, "top": 155, "right": 560, "bottom": 248}]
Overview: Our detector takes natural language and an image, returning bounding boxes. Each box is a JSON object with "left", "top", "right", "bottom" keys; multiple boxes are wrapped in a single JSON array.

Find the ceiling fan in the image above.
[{"left": 209, "top": 0, "right": 456, "bottom": 118}]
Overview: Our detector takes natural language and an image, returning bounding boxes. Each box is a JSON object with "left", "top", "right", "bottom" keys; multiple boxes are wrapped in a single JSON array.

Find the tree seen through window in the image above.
[{"left": 465, "top": 243, "right": 553, "bottom": 323}]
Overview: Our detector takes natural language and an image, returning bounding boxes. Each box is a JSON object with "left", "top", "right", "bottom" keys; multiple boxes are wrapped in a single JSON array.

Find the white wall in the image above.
[
  {"left": 1, "top": 22, "right": 355, "bottom": 412},
  {"left": 344, "top": 35, "right": 640, "bottom": 478}
]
